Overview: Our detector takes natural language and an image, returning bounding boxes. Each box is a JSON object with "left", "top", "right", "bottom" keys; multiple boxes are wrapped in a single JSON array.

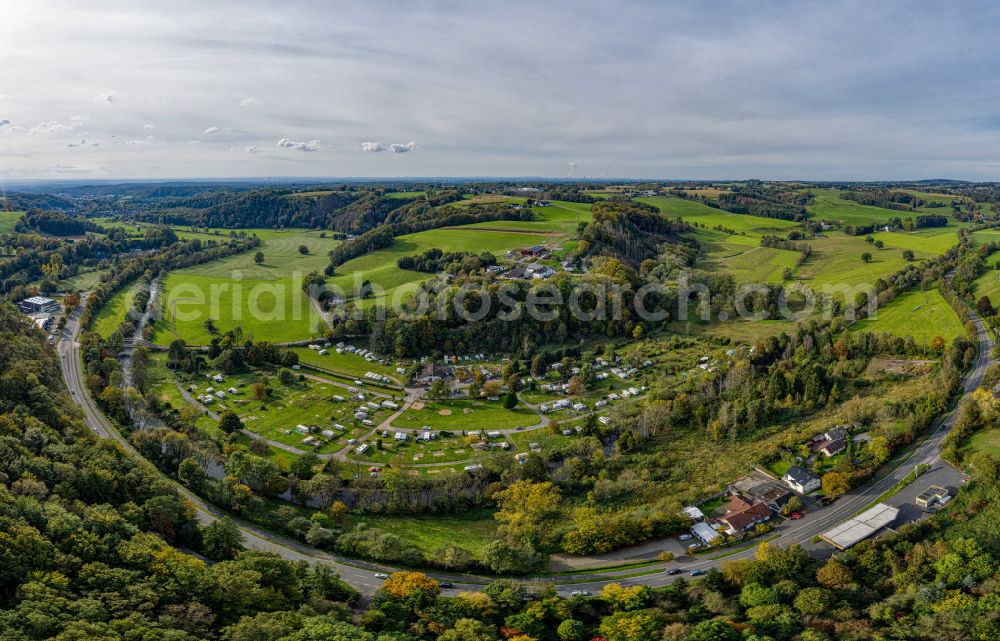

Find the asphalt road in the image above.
[{"left": 56, "top": 294, "right": 992, "bottom": 596}]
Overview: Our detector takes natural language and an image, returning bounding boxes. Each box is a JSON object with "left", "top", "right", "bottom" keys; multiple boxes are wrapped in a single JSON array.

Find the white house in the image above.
[
  {"left": 394, "top": 432, "right": 408, "bottom": 442},
  {"left": 784, "top": 465, "right": 821, "bottom": 494},
  {"left": 692, "top": 522, "right": 721, "bottom": 544}
]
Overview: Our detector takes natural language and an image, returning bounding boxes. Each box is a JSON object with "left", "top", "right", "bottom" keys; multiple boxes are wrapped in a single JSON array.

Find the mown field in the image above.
[
  {"left": 153, "top": 230, "right": 338, "bottom": 345},
  {"left": 390, "top": 398, "right": 537, "bottom": 431},
  {"left": 849, "top": 286, "right": 965, "bottom": 344}
]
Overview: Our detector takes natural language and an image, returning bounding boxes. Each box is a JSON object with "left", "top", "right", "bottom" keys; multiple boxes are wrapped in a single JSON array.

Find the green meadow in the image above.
[
  {"left": 637, "top": 195, "right": 799, "bottom": 235},
  {"left": 849, "top": 286, "right": 965, "bottom": 344},
  {"left": 291, "top": 346, "right": 400, "bottom": 382},
  {"left": 93, "top": 281, "right": 142, "bottom": 338},
  {"left": 153, "top": 230, "right": 339, "bottom": 345},
  {"left": 972, "top": 261, "right": 1000, "bottom": 309},
  {"left": 390, "top": 398, "right": 537, "bottom": 431},
  {"left": 0, "top": 211, "right": 22, "bottom": 233},
  {"left": 806, "top": 189, "right": 907, "bottom": 225},
  {"left": 327, "top": 226, "right": 553, "bottom": 306}
]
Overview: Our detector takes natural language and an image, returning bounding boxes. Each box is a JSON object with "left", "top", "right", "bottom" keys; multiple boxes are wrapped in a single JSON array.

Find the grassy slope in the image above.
[
  {"left": 807, "top": 189, "right": 910, "bottom": 225},
  {"left": 327, "top": 226, "right": 554, "bottom": 307},
  {"left": 153, "top": 230, "right": 339, "bottom": 345},
  {"left": 93, "top": 281, "right": 141, "bottom": 338},
  {"left": 849, "top": 286, "right": 965, "bottom": 344},
  {"left": 291, "top": 347, "right": 399, "bottom": 381},
  {"left": 972, "top": 261, "right": 1000, "bottom": 308},
  {"left": 0, "top": 211, "right": 22, "bottom": 233}
]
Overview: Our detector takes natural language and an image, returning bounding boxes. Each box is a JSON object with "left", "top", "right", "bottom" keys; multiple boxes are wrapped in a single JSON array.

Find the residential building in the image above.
[{"left": 784, "top": 465, "right": 821, "bottom": 494}]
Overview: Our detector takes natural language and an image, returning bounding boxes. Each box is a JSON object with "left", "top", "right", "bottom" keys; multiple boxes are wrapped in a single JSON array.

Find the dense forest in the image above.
[
  {"left": 579, "top": 199, "right": 696, "bottom": 269},
  {"left": 15, "top": 210, "right": 105, "bottom": 236},
  {"left": 0, "top": 302, "right": 362, "bottom": 640}
]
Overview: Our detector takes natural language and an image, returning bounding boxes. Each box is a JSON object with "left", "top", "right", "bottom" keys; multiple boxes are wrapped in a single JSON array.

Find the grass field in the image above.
[
  {"left": 967, "top": 429, "right": 1000, "bottom": 456},
  {"left": 92, "top": 281, "right": 141, "bottom": 337},
  {"left": 972, "top": 262, "right": 1000, "bottom": 308},
  {"left": 390, "top": 398, "right": 537, "bottom": 431},
  {"left": 186, "top": 369, "right": 390, "bottom": 454},
  {"left": 0, "top": 211, "right": 21, "bottom": 233},
  {"left": 327, "top": 226, "right": 553, "bottom": 306},
  {"left": 354, "top": 509, "right": 498, "bottom": 559},
  {"left": 849, "top": 286, "right": 965, "bottom": 344},
  {"left": 797, "top": 233, "right": 942, "bottom": 288},
  {"left": 60, "top": 270, "right": 104, "bottom": 292},
  {"left": 637, "top": 195, "right": 799, "bottom": 235},
  {"left": 291, "top": 347, "right": 400, "bottom": 382},
  {"left": 806, "top": 189, "right": 911, "bottom": 225},
  {"left": 153, "top": 230, "right": 339, "bottom": 345}
]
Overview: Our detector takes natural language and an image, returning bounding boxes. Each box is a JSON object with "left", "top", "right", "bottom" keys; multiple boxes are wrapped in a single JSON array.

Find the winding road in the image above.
[{"left": 56, "top": 292, "right": 993, "bottom": 595}]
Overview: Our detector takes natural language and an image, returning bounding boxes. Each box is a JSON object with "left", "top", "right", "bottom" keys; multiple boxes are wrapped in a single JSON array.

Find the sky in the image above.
[{"left": 2, "top": 0, "right": 1000, "bottom": 181}]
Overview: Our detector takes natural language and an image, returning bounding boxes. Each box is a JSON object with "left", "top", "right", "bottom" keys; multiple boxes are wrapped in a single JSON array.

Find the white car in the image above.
[
  {"left": 679, "top": 534, "right": 692, "bottom": 541},
  {"left": 374, "top": 573, "right": 389, "bottom": 579},
  {"left": 570, "top": 590, "right": 590, "bottom": 597}
]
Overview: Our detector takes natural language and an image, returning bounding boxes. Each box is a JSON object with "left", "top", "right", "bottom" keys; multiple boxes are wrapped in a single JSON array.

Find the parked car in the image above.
[
  {"left": 788, "top": 512, "right": 803, "bottom": 520},
  {"left": 689, "top": 569, "right": 706, "bottom": 576},
  {"left": 678, "top": 534, "right": 692, "bottom": 541}
]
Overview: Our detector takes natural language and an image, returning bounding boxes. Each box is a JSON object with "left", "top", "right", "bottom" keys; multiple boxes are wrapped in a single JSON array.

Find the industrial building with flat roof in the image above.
[
  {"left": 18, "top": 296, "right": 60, "bottom": 314},
  {"left": 820, "top": 503, "right": 899, "bottom": 550}
]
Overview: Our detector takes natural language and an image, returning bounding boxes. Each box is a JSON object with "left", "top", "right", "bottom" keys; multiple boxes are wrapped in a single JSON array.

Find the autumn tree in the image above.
[
  {"left": 821, "top": 471, "right": 852, "bottom": 496},
  {"left": 381, "top": 571, "right": 440, "bottom": 599},
  {"left": 494, "top": 480, "right": 561, "bottom": 547}
]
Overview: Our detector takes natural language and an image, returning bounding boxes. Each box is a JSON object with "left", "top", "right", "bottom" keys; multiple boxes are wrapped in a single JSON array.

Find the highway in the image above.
[{"left": 56, "top": 295, "right": 993, "bottom": 596}]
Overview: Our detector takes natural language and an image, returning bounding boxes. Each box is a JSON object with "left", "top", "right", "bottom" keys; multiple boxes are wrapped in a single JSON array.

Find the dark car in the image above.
[
  {"left": 689, "top": 569, "right": 706, "bottom": 576},
  {"left": 438, "top": 582, "right": 453, "bottom": 589},
  {"left": 665, "top": 568, "right": 681, "bottom": 575}
]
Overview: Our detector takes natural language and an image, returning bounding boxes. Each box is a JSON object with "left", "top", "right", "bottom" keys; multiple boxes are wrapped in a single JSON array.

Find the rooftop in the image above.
[{"left": 821, "top": 503, "right": 899, "bottom": 549}]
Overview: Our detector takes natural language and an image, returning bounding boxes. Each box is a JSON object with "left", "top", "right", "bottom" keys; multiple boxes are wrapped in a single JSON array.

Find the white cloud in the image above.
[
  {"left": 70, "top": 114, "right": 89, "bottom": 122},
  {"left": 204, "top": 126, "right": 221, "bottom": 134},
  {"left": 246, "top": 144, "right": 262, "bottom": 154},
  {"left": 67, "top": 138, "right": 99, "bottom": 148},
  {"left": 93, "top": 92, "right": 116, "bottom": 103},
  {"left": 362, "top": 142, "right": 386, "bottom": 152},
  {"left": 390, "top": 141, "right": 416, "bottom": 153},
  {"left": 276, "top": 138, "right": 320, "bottom": 152},
  {"left": 239, "top": 97, "right": 258, "bottom": 107},
  {"left": 29, "top": 121, "right": 74, "bottom": 135},
  {"left": 0, "top": 119, "right": 9, "bottom": 127},
  {"left": 143, "top": 123, "right": 155, "bottom": 130}
]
